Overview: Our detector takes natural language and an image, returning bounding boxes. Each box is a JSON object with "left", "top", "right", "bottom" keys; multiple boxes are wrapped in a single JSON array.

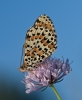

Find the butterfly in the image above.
[{"left": 19, "top": 14, "right": 57, "bottom": 72}]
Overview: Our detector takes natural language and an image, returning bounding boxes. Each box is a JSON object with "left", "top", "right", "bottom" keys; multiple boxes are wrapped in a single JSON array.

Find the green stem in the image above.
[{"left": 50, "top": 84, "right": 61, "bottom": 100}]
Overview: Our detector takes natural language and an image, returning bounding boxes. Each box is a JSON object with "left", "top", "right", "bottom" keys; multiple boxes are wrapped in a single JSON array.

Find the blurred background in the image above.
[{"left": 0, "top": 0, "right": 82, "bottom": 100}]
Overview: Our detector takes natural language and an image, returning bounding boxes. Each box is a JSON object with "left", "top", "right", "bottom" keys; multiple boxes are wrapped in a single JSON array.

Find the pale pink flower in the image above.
[{"left": 22, "top": 58, "right": 72, "bottom": 94}]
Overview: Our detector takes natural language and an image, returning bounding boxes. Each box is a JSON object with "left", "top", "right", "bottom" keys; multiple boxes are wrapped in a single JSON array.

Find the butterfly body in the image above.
[{"left": 19, "top": 14, "right": 57, "bottom": 72}]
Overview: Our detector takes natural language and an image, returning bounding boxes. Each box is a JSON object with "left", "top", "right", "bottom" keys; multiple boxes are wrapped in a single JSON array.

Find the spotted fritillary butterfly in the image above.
[{"left": 19, "top": 14, "right": 57, "bottom": 72}]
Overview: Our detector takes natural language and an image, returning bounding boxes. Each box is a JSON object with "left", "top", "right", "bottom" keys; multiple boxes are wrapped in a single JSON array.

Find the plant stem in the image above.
[{"left": 50, "top": 84, "right": 61, "bottom": 100}]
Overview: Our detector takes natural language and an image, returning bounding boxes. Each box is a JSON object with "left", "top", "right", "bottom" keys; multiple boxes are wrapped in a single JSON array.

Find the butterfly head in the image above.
[{"left": 18, "top": 65, "right": 27, "bottom": 72}]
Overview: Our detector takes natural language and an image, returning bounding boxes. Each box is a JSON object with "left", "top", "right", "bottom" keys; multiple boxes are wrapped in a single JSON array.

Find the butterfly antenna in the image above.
[
  {"left": 20, "top": 46, "right": 24, "bottom": 67},
  {"left": 70, "top": 61, "right": 73, "bottom": 65}
]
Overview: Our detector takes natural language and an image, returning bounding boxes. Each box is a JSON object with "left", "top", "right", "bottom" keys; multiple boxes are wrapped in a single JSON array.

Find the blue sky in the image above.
[{"left": 0, "top": 0, "right": 82, "bottom": 100}]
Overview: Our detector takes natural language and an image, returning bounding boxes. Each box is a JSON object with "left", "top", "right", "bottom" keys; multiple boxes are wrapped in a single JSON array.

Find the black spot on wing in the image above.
[
  {"left": 44, "top": 48, "right": 48, "bottom": 52},
  {"left": 33, "top": 34, "right": 35, "bottom": 36},
  {"left": 46, "top": 39, "right": 51, "bottom": 43},
  {"left": 34, "top": 58, "right": 37, "bottom": 61},
  {"left": 27, "top": 45, "right": 30, "bottom": 47},
  {"left": 42, "top": 32, "right": 45, "bottom": 36},
  {"left": 48, "top": 33, "right": 51, "bottom": 36},
  {"left": 40, "top": 28, "right": 43, "bottom": 30},
  {"left": 37, "top": 41, "right": 39, "bottom": 43},
  {"left": 26, "top": 34, "right": 31, "bottom": 38},
  {"left": 51, "top": 37, "right": 53, "bottom": 40},
  {"left": 44, "top": 37, "right": 47, "bottom": 40},
  {"left": 25, "top": 59, "right": 27, "bottom": 61},
  {"left": 37, "top": 33, "right": 40, "bottom": 35},
  {"left": 41, "top": 55, "right": 45, "bottom": 59},
  {"left": 39, "top": 48, "right": 42, "bottom": 50},
  {"left": 40, "top": 60, "right": 42, "bottom": 62}
]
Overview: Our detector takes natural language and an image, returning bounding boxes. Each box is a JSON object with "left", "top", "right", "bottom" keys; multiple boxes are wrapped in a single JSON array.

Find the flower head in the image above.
[{"left": 22, "top": 57, "right": 72, "bottom": 94}]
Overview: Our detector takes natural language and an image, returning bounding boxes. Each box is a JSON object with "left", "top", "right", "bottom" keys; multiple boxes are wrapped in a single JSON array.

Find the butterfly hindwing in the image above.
[{"left": 19, "top": 14, "right": 57, "bottom": 72}]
